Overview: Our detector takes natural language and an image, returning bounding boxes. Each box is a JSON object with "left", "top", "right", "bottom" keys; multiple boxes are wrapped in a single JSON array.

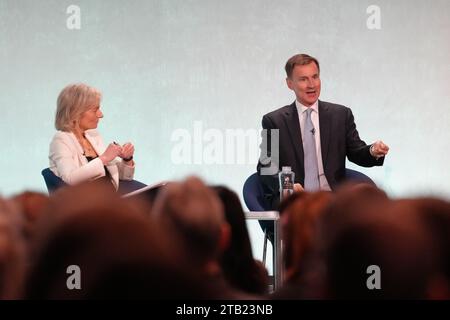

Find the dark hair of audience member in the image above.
[
  {"left": 406, "top": 198, "right": 450, "bottom": 299},
  {"left": 152, "top": 177, "right": 261, "bottom": 299},
  {"left": 277, "top": 191, "right": 307, "bottom": 216},
  {"left": 322, "top": 194, "right": 439, "bottom": 299},
  {"left": 10, "top": 191, "right": 50, "bottom": 242},
  {"left": 319, "top": 183, "right": 389, "bottom": 247},
  {"left": 283, "top": 192, "right": 333, "bottom": 281},
  {"left": 152, "top": 177, "right": 227, "bottom": 264},
  {"left": 271, "top": 191, "right": 333, "bottom": 299},
  {"left": 23, "top": 181, "right": 210, "bottom": 299},
  {"left": 213, "top": 186, "right": 269, "bottom": 295}
]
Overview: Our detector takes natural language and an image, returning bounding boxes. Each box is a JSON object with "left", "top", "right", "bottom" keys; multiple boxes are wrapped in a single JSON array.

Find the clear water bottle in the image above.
[{"left": 279, "top": 166, "right": 295, "bottom": 201}]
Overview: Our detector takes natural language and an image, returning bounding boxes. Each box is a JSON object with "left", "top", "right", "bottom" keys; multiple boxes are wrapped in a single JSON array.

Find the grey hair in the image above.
[{"left": 55, "top": 83, "right": 102, "bottom": 132}]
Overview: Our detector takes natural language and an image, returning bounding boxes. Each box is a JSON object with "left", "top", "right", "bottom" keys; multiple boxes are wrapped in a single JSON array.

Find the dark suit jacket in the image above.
[{"left": 257, "top": 100, "right": 384, "bottom": 209}]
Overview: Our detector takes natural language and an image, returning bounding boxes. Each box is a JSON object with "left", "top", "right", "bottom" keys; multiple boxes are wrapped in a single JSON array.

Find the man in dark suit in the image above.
[{"left": 257, "top": 54, "right": 389, "bottom": 210}]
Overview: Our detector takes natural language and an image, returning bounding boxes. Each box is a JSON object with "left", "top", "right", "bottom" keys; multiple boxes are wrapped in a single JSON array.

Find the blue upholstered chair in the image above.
[
  {"left": 344, "top": 168, "right": 375, "bottom": 185},
  {"left": 242, "top": 169, "right": 375, "bottom": 265},
  {"left": 41, "top": 168, "right": 66, "bottom": 194},
  {"left": 242, "top": 173, "right": 273, "bottom": 266},
  {"left": 243, "top": 173, "right": 270, "bottom": 212},
  {"left": 243, "top": 169, "right": 375, "bottom": 212},
  {"left": 41, "top": 168, "right": 147, "bottom": 194}
]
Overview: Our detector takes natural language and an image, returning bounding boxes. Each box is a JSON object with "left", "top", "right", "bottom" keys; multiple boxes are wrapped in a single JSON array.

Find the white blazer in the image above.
[{"left": 49, "top": 129, "right": 135, "bottom": 190}]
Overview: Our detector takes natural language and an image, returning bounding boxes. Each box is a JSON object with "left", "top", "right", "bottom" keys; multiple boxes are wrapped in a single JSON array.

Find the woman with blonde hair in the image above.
[{"left": 49, "top": 83, "right": 135, "bottom": 192}]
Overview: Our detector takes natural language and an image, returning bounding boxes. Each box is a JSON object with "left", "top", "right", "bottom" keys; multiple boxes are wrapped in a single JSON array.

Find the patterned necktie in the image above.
[{"left": 303, "top": 108, "right": 320, "bottom": 191}]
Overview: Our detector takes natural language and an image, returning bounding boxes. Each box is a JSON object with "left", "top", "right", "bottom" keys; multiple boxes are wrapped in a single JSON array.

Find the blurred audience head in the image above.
[
  {"left": 0, "top": 196, "right": 27, "bottom": 299},
  {"left": 152, "top": 177, "right": 230, "bottom": 270},
  {"left": 319, "top": 183, "right": 389, "bottom": 247},
  {"left": 10, "top": 191, "right": 50, "bottom": 242},
  {"left": 321, "top": 191, "right": 439, "bottom": 299},
  {"left": 281, "top": 191, "right": 334, "bottom": 283},
  {"left": 406, "top": 197, "right": 450, "bottom": 299},
  {"left": 24, "top": 182, "right": 207, "bottom": 299}
]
